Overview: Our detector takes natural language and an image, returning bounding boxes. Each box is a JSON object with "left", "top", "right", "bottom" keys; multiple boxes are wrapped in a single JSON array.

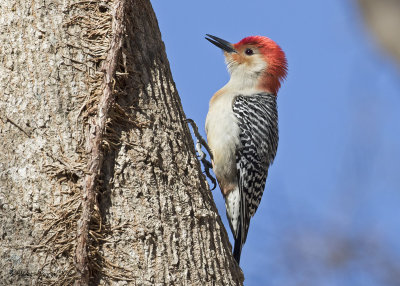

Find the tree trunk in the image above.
[{"left": 0, "top": 0, "right": 243, "bottom": 285}]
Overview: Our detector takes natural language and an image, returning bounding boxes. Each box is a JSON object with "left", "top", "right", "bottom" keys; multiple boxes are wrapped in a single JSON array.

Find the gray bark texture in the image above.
[{"left": 0, "top": 0, "right": 244, "bottom": 285}]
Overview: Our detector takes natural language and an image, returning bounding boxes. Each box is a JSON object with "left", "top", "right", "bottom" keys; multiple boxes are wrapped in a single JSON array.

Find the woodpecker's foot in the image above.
[{"left": 186, "top": 118, "right": 216, "bottom": 190}]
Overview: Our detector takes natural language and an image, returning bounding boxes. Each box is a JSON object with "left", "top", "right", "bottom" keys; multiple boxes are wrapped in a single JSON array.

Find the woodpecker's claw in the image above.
[{"left": 186, "top": 118, "right": 216, "bottom": 191}]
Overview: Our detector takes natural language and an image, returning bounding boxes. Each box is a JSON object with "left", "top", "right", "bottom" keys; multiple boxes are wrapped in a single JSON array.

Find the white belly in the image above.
[{"left": 205, "top": 93, "right": 240, "bottom": 184}]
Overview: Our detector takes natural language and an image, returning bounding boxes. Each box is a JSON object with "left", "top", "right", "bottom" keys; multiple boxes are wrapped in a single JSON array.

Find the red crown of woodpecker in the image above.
[{"left": 234, "top": 36, "right": 288, "bottom": 94}]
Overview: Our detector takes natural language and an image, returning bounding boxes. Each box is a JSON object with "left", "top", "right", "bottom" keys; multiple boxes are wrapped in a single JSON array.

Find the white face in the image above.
[{"left": 224, "top": 47, "right": 268, "bottom": 91}]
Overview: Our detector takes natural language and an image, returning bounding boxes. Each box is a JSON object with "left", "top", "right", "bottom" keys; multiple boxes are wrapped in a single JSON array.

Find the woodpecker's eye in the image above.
[{"left": 245, "top": 48, "right": 254, "bottom": 55}]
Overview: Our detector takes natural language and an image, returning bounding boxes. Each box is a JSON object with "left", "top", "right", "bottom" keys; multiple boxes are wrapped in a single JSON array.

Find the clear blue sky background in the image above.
[{"left": 152, "top": 1, "right": 400, "bottom": 285}]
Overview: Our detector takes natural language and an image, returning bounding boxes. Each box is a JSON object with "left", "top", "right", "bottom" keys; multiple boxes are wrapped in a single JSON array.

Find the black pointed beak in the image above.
[{"left": 205, "top": 34, "right": 237, "bottom": 53}]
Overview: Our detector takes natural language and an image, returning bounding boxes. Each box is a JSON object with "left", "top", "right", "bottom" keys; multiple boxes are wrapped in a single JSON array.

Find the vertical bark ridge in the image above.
[{"left": 75, "top": 0, "right": 126, "bottom": 284}]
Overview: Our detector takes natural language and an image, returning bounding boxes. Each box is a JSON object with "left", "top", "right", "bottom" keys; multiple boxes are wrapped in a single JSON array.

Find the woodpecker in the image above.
[{"left": 204, "top": 34, "right": 287, "bottom": 264}]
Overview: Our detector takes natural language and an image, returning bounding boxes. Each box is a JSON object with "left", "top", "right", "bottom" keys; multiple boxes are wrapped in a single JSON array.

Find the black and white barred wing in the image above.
[{"left": 232, "top": 93, "right": 278, "bottom": 241}]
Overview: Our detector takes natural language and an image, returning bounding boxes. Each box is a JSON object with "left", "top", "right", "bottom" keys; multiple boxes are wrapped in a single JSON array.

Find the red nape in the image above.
[{"left": 234, "top": 36, "right": 288, "bottom": 94}]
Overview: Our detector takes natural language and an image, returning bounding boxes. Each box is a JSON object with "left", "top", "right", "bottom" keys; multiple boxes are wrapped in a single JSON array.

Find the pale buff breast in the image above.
[{"left": 205, "top": 91, "right": 240, "bottom": 194}]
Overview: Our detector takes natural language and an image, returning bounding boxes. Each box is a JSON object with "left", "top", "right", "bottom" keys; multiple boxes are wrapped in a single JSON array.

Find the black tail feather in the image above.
[{"left": 233, "top": 223, "right": 242, "bottom": 264}]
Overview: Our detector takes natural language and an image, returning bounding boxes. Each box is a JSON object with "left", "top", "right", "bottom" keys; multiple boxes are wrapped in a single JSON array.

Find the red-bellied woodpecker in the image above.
[{"left": 205, "top": 34, "right": 287, "bottom": 264}]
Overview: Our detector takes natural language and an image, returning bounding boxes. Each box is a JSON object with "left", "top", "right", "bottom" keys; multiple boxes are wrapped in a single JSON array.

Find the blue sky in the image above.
[{"left": 152, "top": 1, "right": 400, "bottom": 285}]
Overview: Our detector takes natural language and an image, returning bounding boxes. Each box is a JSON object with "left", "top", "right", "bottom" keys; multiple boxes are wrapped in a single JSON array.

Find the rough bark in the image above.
[
  {"left": 0, "top": 0, "right": 243, "bottom": 285},
  {"left": 75, "top": 1, "right": 126, "bottom": 284}
]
